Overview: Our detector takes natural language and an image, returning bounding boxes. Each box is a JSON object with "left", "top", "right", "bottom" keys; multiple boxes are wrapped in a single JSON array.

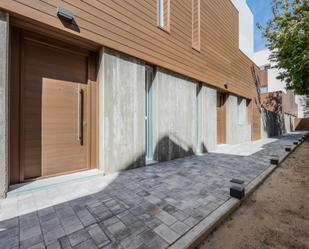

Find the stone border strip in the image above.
[{"left": 169, "top": 135, "right": 306, "bottom": 249}]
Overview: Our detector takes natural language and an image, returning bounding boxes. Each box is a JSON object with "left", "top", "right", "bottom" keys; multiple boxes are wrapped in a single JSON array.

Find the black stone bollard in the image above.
[{"left": 230, "top": 179, "right": 245, "bottom": 199}]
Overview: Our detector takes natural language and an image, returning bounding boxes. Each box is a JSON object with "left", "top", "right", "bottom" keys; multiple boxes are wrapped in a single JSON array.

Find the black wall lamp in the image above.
[
  {"left": 224, "top": 81, "right": 229, "bottom": 89},
  {"left": 57, "top": 7, "right": 75, "bottom": 21}
]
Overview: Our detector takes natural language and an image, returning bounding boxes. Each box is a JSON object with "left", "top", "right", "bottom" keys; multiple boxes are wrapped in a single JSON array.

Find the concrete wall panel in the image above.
[
  {"left": 260, "top": 108, "right": 284, "bottom": 138},
  {"left": 198, "top": 85, "right": 217, "bottom": 152},
  {"left": 153, "top": 68, "right": 197, "bottom": 162},
  {"left": 226, "top": 94, "right": 251, "bottom": 144},
  {"left": 0, "top": 10, "right": 8, "bottom": 198},
  {"left": 99, "top": 48, "right": 146, "bottom": 174}
]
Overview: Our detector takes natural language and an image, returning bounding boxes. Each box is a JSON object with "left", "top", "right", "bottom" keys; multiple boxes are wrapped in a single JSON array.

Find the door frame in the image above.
[
  {"left": 9, "top": 26, "right": 99, "bottom": 184},
  {"left": 145, "top": 65, "right": 155, "bottom": 164}
]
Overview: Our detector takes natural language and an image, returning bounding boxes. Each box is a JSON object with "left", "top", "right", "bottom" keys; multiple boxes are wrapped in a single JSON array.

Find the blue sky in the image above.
[{"left": 247, "top": 0, "right": 274, "bottom": 52}]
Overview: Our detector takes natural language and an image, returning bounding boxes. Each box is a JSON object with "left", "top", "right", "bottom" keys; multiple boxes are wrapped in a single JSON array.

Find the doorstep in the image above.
[{"left": 8, "top": 169, "right": 103, "bottom": 197}]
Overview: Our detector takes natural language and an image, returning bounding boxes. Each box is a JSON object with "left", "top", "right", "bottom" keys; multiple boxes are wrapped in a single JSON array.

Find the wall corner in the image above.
[{"left": 0, "top": 10, "right": 9, "bottom": 198}]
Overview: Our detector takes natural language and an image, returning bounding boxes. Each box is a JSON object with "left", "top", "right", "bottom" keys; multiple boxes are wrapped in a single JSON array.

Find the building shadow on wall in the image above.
[
  {"left": 120, "top": 135, "right": 195, "bottom": 172},
  {"left": 261, "top": 108, "right": 284, "bottom": 137},
  {"left": 153, "top": 136, "right": 194, "bottom": 163}
]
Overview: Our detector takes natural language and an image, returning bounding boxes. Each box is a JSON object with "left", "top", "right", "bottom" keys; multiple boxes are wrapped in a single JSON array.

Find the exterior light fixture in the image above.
[
  {"left": 285, "top": 145, "right": 292, "bottom": 152},
  {"left": 57, "top": 7, "right": 74, "bottom": 21},
  {"left": 270, "top": 155, "right": 279, "bottom": 165},
  {"left": 230, "top": 179, "right": 245, "bottom": 199},
  {"left": 224, "top": 81, "right": 229, "bottom": 89}
]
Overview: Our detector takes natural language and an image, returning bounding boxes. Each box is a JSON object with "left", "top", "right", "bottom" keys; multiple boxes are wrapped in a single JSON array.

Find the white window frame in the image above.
[{"left": 158, "top": 0, "right": 165, "bottom": 28}]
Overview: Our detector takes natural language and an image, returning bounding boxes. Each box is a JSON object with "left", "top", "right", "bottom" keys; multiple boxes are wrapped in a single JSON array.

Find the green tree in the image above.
[{"left": 259, "top": 0, "right": 309, "bottom": 95}]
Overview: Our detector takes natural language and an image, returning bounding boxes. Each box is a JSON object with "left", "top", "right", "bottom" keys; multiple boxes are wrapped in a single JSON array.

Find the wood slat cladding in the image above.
[
  {"left": 192, "top": 0, "right": 200, "bottom": 51},
  {"left": 1, "top": 0, "right": 260, "bottom": 100}
]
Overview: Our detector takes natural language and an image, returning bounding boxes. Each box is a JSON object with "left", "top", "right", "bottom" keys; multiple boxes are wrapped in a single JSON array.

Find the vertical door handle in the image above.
[{"left": 77, "top": 85, "right": 83, "bottom": 145}]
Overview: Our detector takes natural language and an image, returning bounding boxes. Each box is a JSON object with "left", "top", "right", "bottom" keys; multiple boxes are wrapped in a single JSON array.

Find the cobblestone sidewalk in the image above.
[{"left": 0, "top": 133, "right": 304, "bottom": 249}]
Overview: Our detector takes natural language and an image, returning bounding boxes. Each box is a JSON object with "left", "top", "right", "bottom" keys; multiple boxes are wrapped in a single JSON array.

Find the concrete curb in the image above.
[{"left": 169, "top": 137, "right": 305, "bottom": 249}]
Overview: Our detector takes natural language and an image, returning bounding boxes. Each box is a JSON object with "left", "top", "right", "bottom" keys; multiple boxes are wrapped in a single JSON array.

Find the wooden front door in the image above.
[
  {"left": 10, "top": 29, "right": 98, "bottom": 182},
  {"left": 217, "top": 93, "right": 226, "bottom": 144}
]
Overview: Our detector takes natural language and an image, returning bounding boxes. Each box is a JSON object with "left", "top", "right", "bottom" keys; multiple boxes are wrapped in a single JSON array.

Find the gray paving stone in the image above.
[
  {"left": 0, "top": 233, "right": 19, "bottom": 249},
  {"left": 120, "top": 234, "right": 144, "bottom": 249},
  {"left": 170, "top": 221, "right": 190, "bottom": 235},
  {"left": 76, "top": 209, "right": 96, "bottom": 227},
  {"left": 155, "top": 210, "right": 177, "bottom": 226},
  {"left": 0, "top": 218, "right": 18, "bottom": 229},
  {"left": 172, "top": 210, "right": 189, "bottom": 221},
  {"left": 46, "top": 241, "right": 61, "bottom": 249},
  {"left": 154, "top": 224, "right": 180, "bottom": 244},
  {"left": 146, "top": 236, "right": 169, "bottom": 249},
  {"left": 118, "top": 212, "right": 139, "bottom": 226},
  {"left": 20, "top": 234, "right": 43, "bottom": 249},
  {"left": 38, "top": 207, "right": 56, "bottom": 223},
  {"left": 87, "top": 223, "right": 110, "bottom": 247},
  {"left": 20, "top": 225, "right": 42, "bottom": 241},
  {"left": 28, "top": 243, "right": 46, "bottom": 249},
  {"left": 126, "top": 220, "right": 148, "bottom": 236},
  {"left": 73, "top": 239, "right": 98, "bottom": 249},
  {"left": 162, "top": 204, "right": 178, "bottom": 215},
  {"left": 19, "top": 213, "right": 40, "bottom": 230},
  {"left": 67, "top": 229, "right": 90, "bottom": 247},
  {"left": 58, "top": 237, "right": 72, "bottom": 249},
  {"left": 41, "top": 217, "right": 61, "bottom": 232},
  {"left": 183, "top": 216, "right": 200, "bottom": 227},
  {"left": 43, "top": 227, "right": 65, "bottom": 245},
  {"left": 144, "top": 195, "right": 161, "bottom": 205},
  {"left": 138, "top": 229, "right": 157, "bottom": 244},
  {"left": 62, "top": 220, "right": 83, "bottom": 235},
  {"left": 106, "top": 221, "right": 131, "bottom": 241}
]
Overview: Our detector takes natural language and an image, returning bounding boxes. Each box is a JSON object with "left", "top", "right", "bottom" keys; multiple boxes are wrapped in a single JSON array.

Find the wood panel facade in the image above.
[
  {"left": 1, "top": 0, "right": 260, "bottom": 101},
  {"left": 3, "top": 0, "right": 262, "bottom": 178}
]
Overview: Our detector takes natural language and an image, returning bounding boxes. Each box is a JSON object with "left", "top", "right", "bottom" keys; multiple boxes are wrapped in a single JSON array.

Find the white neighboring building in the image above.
[
  {"left": 254, "top": 49, "right": 308, "bottom": 118},
  {"left": 253, "top": 49, "right": 287, "bottom": 93},
  {"left": 231, "top": 0, "right": 254, "bottom": 60},
  {"left": 232, "top": 0, "right": 307, "bottom": 118}
]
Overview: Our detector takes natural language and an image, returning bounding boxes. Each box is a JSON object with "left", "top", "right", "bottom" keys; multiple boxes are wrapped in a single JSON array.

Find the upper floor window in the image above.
[
  {"left": 157, "top": 0, "right": 170, "bottom": 32},
  {"left": 261, "top": 64, "right": 271, "bottom": 71},
  {"left": 260, "top": 86, "right": 268, "bottom": 94},
  {"left": 192, "top": 0, "right": 201, "bottom": 51}
]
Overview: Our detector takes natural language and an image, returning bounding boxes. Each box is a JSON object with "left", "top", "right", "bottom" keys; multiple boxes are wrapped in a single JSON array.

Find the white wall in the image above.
[
  {"left": 253, "top": 49, "right": 287, "bottom": 93},
  {"left": 231, "top": 0, "right": 254, "bottom": 60}
]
